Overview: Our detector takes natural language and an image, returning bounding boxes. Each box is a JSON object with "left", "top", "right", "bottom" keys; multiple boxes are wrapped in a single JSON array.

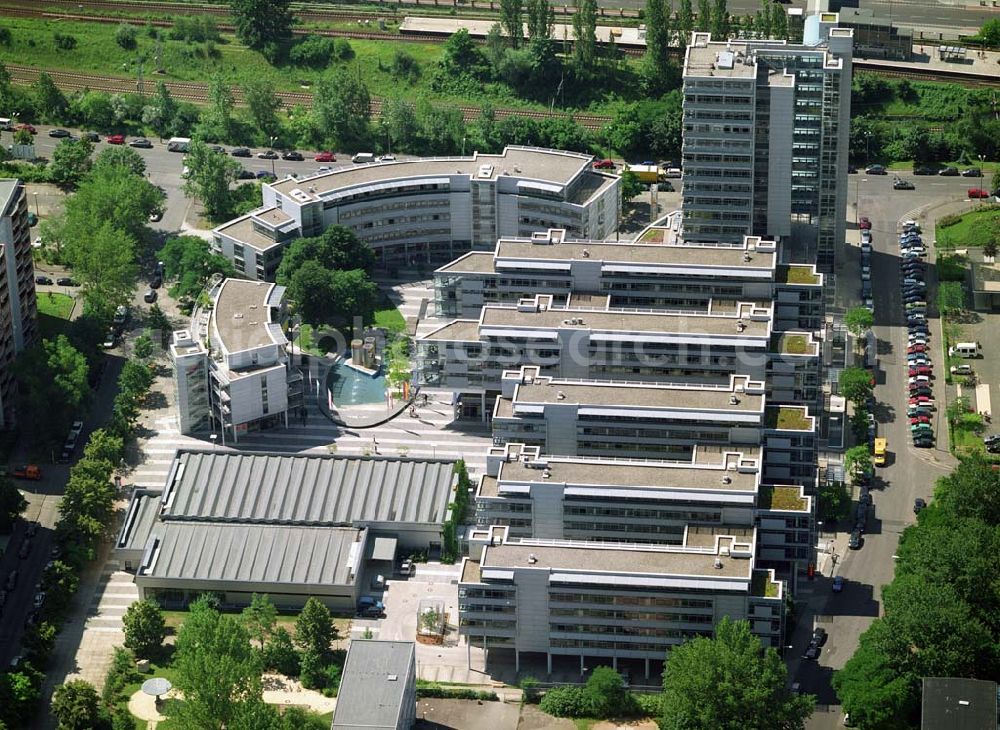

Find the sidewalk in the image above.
[{"left": 858, "top": 43, "right": 1000, "bottom": 79}]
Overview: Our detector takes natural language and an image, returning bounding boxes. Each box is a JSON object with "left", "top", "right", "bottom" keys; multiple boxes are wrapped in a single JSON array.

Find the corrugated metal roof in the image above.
[
  {"left": 163, "top": 451, "right": 456, "bottom": 526},
  {"left": 333, "top": 640, "right": 415, "bottom": 730},
  {"left": 144, "top": 522, "right": 363, "bottom": 587}
]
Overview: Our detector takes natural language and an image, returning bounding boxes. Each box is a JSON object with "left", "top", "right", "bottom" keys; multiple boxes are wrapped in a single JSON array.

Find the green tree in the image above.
[
  {"left": 933, "top": 453, "right": 1000, "bottom": 525},
  {"left": 818, "top": 480, "right": 851, "bottom": 522},
  {"left": 15, "top": 335, "right": 90, "bottom": 448},
  {"left": 277, "top": 226, "right": 376, "bottom": 283},
  {"left": 34, "top": 71, "right": 68, "bottom": 122},
  {"left": 844, "top": 444, "right": 873, "bottom": 483},
  {"left": 242, "top": 593, "right": 278, "bottom": 650},
  {"left": 696, "top": 0, "right": 711, "bottom": 31},
  {"left": 620, "top": 169, "right": 643, "bottom": 213},
  {"left": 0, "top": 475, "right": 27, "bottom": 532},
  {"left": 500, "top": 0, "right": 525, "bottom": 48},
  {"left": 582, "top": 666, "right": 634, "bottom": 718},
  {"left": 49, "top": 138, "right": 94, "bottom": 188},
  {"left": 770, "top": 2, "right": 788, "bottom": 39},
  {"left": 571, "top": 0, "right": 598, "bottom": 77},
  {"left": 985, "top": 240, "right": 998, "bottom": 259},
  {"left": 243, "top": 78, "right": 283, "bottom": 140},
  {"left": 59, "top": 161, "right": 163, "bottom": 244},
  {"left": 945, "top": 394, "right": 970, "bottom": 426},
  {"left": 183, "top": 139, "right": 242, "bottom": 220},
  {"left": 526, "top": 0, "right": 554, "bottom": 40},
  {"left": 262, "top": 626, "right": 299, "bottom": 676},
  {"left": 839, "top": 367, "right": 873, "bottom": 405},
  {"left": 294, "top": 597, "right": 336, "bottom": 657},
  {"left": 72, "top": 91, "right": 115, "bottom": 131},
  {"left": 833, "top": 639, "right": 916, "bottom": 729},
  {"left": 173, "top": 596, "right": 265, "bottom": 730},
  {"left": 0, "top": 668, "right": 42, "bottom": 728},
  {"left": 709, "top": 0, "right": 729, "bottom": 38},
  {"left": 678, "top": 0, "right": 695, "bottom": 47},
  {"left": 142, "top": 81, "right": 178, "bottom": 139},
  {"left": 645, "top": 0, "right": 672, "bottom": 76},
  {"left": 51, "top": 679, "right": 103, "bottom": 730},
  {"left": 844, "top": 306, "right": 874, "bottom": 338},
  {"left": 68, "top": 221, "right": 138, "bottom": 317},
  {"left": 40, "top": 560, "right": 80, "bottom": 616},
  {"left": 119, "top": 360, "right": 155, "bottom": 401},
  {"left": 992, "top": 167, "right": 1000, "bottom": 195},
  {"left": 198, "top": 74, "right": 236, "bottom": 142},
  {"left": 133, "top": 332, "right": 154, "bottom": 360},
  {"left": 312, "top": 69, "right": 371, "bottom": 149},
  {"left": 661, "top": 618, "right": 813, "bottom": 730},
  {"left": 115, "top": 22, "right": 138, "bottom": 50},
  {"left": 980, "top": 17, "right": 1000, "bottom": 47},
  {"left": 159, "top": 234, "right": 235, "bottom": 301},
  {"left": 755, "top": 0, "right": 772, "bottom": 37},
  {"left": 230, "top": 0, "right": 293, "bottom": 55},
  {"left": 122, "top": 599, "right": 166, "bottom": 659},
  {"left": 93, "top": 145, "right": 147, "bottom": 177},
  {"left": 81, "top": 428, "right": 124, "bottom": 466}
]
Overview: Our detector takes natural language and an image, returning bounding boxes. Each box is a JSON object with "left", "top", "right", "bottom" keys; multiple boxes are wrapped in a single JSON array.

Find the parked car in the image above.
[
  {"left": 143, "top": 289, "right": 157, "bottom": 304},
  {"left": 257, "top": 150, "right": 279, "bottom": 159},
  {"left": 399, "top": 558, "right": 414, "bottom": 576},
  {"left": 938, "top": 167, "right": 960, "bottom": 176},
  {"left": 102, "top": 328, "right": 117, "bottom": 349},
  {"left": 848, "top": 529, "right": 863, "bottom": 549},
  {"left": 18, "top": 540, "right": 31, "bottom": 559},
  {"left": 968, "top": 188, "right": 991, "bottom": 199},
  {"left": 106, "top": 134, "right": 125, "bottom": 145},
  {"left": 4, "top": 571, "right": 17, "bottom": 590},
  {"left": 910, "top": 415, "right": 931, "bottom": 425},
  {"left": 803, "top": 644, "right": 821, "bottom": 660},
  {"left": 129, "top": 137, "right": 153, "bottom": 148},
  {"left": 35, "top": 275, "right": 52, "bottom": 285},
  {"left": 907, "top": 344, "right": 927, "bottom": 354},
  {"left": 32, "top": 592, "right": 45, "bottom": 609},
  {"left": 913, "top": 498, "right": 927, "bottom": 513},
  {"left": 148, "top": 209, "right": 163, "bottom": 222},
  {"left": 357, "top": 595, "right": 385, "bottom": 617},
  {"left": 282, "top": 151, "right": 304, "bottom": 161},
  {"left": 314, "top": 151, "right": 336, "bottom": 162},
  {"left": 865, "top": 164, "right": 887, "bottom": 175},
  {"left": 961, "top": 168, "right": 982, "bottom": 177},
  {"left": 913, "top": 436, "right": 934, "bottom": 448},
  {"left": 951, "top": 364, "right": 974, "bottom": 375},
  {"left": 859, "top": 216, "right": 872, "bottom": 230},
  {"left": 56, "top": 277, "right": 78, "bottom": 286},
  {"left": 893, "top": 178, "right": 915, "bottom": 190},
  {"left": 48, "top": 128, "right": 70, "bottom": 138},
  {"left": 236, "top": 169, "right": 256, "bottom": 180},
  {"left": 255, "top": 170, "right": 276, "bottom": 180},
  {"left": 913, "top": 166, "right": 936, "bottom": 175},
  {"left": 377, "top": 154, "right": 396, "bottom": 162},
  {"left": 207, "top": 144, "right": 225, "bottom": 154},
  {"left": 909, "top": 366, "right": 932, "bottom": 377},
  {"left": 230, "top": 147, "right": 251, "bottom": 157},
  {"left": 150, "top": 274, "right": 162, "bottom": 290}
]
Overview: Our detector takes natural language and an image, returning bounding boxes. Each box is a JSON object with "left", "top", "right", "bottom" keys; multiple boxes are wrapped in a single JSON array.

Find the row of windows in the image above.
[
  {"left": 337, "top": 197, "right": 450, "bottom": 220},
  {"left": 551, "top": 623, "right": 711, "bottom": 638},
  {"left": 551, "top": 608, "right": 714, "bottom": 623}
]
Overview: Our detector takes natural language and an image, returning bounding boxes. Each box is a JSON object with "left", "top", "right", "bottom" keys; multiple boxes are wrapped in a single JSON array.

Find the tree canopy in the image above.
[
  {"left": 160, "top": 235, "right": 236, "bottom": 301},
  {"left": 229, "top": 0, "right": 293, "bottom": 56},
  {"left": 844, "top": 306, "right": 875, "bottom": 338},
  {"left": 660, "top": 617, "right": 813, "bottom": 730},
  {"left": 15, "top": 335, "right": 89, "bottom": 449},
  {"left": 275, "top": 226, "right": 375, "bottom": 281},
  {"left": 51, "top": 680, "right": 103, "bottom": 730},
  {"left": 123, "top": 599, "right": 167, "bottom": 660}
]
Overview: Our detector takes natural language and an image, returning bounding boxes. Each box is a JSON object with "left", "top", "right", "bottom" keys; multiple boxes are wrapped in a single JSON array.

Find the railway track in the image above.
[
  {"left": 853, "top": 62, "right": 1000, "bottom": 89},
  {"left": 4, "top": 64, "right": 612, "bottom": 129}
]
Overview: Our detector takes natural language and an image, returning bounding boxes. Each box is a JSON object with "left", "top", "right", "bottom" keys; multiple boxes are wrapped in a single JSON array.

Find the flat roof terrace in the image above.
[
  {"left": 214, "top": 213, "right": 287, "bottom": 252},
  {"left": 270, "top": 146, "right": 596, "bottom": 198},
  {"left": 211, "top": 279, "right": 284, "bottom": 353},
  {"left": 508, "top": 374, "right": 766, "bottom": 413},
  {"left": 479, "top": 535, "right": 754, "bottom": 578},
  {"left": 479, "top": 303, "right": 771, "bottom": 339}
]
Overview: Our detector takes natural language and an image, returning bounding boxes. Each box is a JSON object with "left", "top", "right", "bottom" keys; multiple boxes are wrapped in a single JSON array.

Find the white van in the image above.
[
  {"left": 949, "top": 341, "right": 983, "bottom": 358},
  {"left": 352, "top": 152, "right": 375, "bottom": 164},
  {"left": 167, "top": 137, "right": 191, "bottom": 153},
  {"left": 0, "top": 117, "right": 12, "bottom": 131}
]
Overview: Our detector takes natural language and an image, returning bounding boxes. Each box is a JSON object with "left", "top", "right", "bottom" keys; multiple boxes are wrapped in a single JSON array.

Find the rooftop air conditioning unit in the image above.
[
  {"left": 528, "top": 553, "right": 538, "bottom": 564},
  {"left": 582, "top": 249, "right": 591, "bottom": 258},
  {"left": 714, "top": 558, "right": 723, "bottom": 569},
  {"left": 542, "top": 470, "right": 551, "bottom": 479},
  {"left": 729, "top": 395, "right": 740, "bottom": 405},
  {"left": 721, "top": 476, "right": 732, "bottom": 484},
  {"left": 556, "top": 391, "right": 566, "bottom": 400}
]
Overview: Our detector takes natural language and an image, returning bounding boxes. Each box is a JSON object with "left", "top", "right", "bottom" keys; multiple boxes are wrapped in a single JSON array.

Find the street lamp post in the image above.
[
  {"left": 32, "top": 191, "right": 39, "bottom": 218},
  {"left": 269, "top": 136, "right": 278, "bottom": 176}
]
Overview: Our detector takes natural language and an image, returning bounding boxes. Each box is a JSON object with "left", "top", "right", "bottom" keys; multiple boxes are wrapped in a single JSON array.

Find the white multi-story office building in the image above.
[
  {"left": 212, "top": 147, "right": 620, "bottom": 281},
  {"left": 680, "top": 16, "right": 853, "bottom": 271},
  {"left": 433, "top": 223, "right": 825, "bottom": 333},
  {"left": 169, "top": 278, "right": 303, "bottom": 441},
  {"left": 0, "top": 179, "right": 37, "bottom": 428},
  {"left": 458, "top": 524, "right": 785, "bottom": 676}
]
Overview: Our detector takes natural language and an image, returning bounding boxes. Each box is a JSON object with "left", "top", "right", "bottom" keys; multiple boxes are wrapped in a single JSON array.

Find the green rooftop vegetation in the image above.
[
  {"left": 779, "top": 265, "right": 820, "bottom": 285},
  {"left": 773, "top": 334, "right": 812, "bottom": 355},
  {"left": 758, "top": 485, "right": 808, "bottom": 512},
  {"left": 751, "top": 570, "right": 780, "bottom": 598},
  {"left": 640, "top": 228, "right": 667, "bottom": 243},
  {"left": 766, "top": 406, "right": 812, "bottom": 431}
]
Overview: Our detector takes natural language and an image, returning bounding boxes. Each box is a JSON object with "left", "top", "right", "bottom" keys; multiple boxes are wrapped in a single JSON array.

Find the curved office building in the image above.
[{"left": 212, "top": 146, "right": 621, "bottom": 281}]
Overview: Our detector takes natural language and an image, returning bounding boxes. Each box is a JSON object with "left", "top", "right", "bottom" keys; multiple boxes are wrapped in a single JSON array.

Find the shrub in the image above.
[
  {"left": 333, "top": 38, "right": 354, "bottom": 60},
  {"left": 0, "top": 26, "right": 11, "bottom": 45},
  {"left": 116, "top": 23, "right": 138, "bottom": 50},
  {"left": 539, "top": 685, "right": 589, "bottom": 716},
  {"left": 416, "top": 684, "right": 499, "bottom": 701},
  {"left": 289, "top": 35, "right": 336, "bottom": 67},
  {"left": 53, "top": 33, "right": 77, "bottom": 50},
  {"left": 938, "top": 254, "right": 968, "bottom": 282},
  {"left": 635, "top": 692, "right": 663, "bottom": 716},
  {"left": 102, "top": 647, "right": 138, "bottom": 705},
  {"left": 938, "top": 213, "right": 963, "bottom": 228},
  {"left": 390, "top": 50, "right": 421, "bottom": 83}
]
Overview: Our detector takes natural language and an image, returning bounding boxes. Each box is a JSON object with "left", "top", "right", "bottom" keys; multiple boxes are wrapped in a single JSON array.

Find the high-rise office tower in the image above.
[
  {"left": 680, "top": 15, "right": 853, "bottom": 272},
  {"left": 0, "top": 179, "right": 38, "bottom": 427}
]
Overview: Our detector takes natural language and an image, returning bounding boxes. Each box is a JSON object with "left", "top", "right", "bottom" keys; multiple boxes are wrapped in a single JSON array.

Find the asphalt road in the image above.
[{"left": 798, "top": 171, "right": 971, "bottom": 729}]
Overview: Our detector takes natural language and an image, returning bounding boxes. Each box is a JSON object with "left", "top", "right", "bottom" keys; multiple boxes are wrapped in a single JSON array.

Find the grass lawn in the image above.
[
  {"left": 36, "top": 291, "right": 75, "bottom": 339},
  {"left": 936, "top": 206, "right": 1000, "bottom": 250},
  {"left": 161, "top": 608, "right": 352, "bottom": 637},
  {"left": 953, "top": 425, "right": 988, "bottom": 457},
  {"left": 374, "top": 297, "right": 406, "bottom": 335}
]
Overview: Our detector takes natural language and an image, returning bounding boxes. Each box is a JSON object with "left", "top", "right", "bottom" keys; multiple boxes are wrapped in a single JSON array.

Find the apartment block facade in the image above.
[
  {"left": 169, "top": 278, "right": 303, "bottom": 442},
  {"left": 0, "top": 180, "right": 38, "bottom": 428},
  {"left": 680, "top": 17, "right": 853, "bottom": 271},
  {"left": 212, "top": 147, "right": 620, "bottom": 281}
]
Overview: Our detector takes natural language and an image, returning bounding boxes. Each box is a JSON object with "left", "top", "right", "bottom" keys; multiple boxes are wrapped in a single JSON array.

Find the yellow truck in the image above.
[
  {"left": 624, "top": 164, "right": 665, "bottom": 185},
  {"left": 873, "top": 438, "right": 887, "bottom": 467}
]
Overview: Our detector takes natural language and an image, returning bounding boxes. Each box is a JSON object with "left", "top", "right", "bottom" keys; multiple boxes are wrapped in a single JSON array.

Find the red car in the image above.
[
  {"left": 593, "top": 159, "right": 615, "bottom": 169},
  {"left": 907, "top": 344, "right": 927, "bottom": 355},
  {"left": 909, "top": 366, "right": 932, "bottom": 377},
  {"left": 859, "top": 216, "right": 872, "bottom": 230},
  {"left": 314, "top": 151, "right": 336, "bottom": 162},
  {"left": 107, "top": 134, "right": 125, "bottom": 145},
  {"left": 910, "top": 415, "right": 931, "bottom": 425},
  {"left": 16, "top": 123, "right": 36, "bottom": 135},
  {"left": 909, "top": 396, "right": 933, "bottom": 406},
  {"left": 968, "top": 188, "right": 991, "bottom": 199}
]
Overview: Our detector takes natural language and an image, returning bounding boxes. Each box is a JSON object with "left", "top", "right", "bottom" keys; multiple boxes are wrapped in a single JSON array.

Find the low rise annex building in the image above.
[
  {"left": 212, "top": 147, "right": 620, "bottom": 281},
  {"left": 169, "top": 277, "right": 303, "bottom": 441},
  {"left": 332, "top": 640, "right": 417, "bottom": 730},
  {"left": 115, "top": 451, "right": 459, "bottom": 610}
]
